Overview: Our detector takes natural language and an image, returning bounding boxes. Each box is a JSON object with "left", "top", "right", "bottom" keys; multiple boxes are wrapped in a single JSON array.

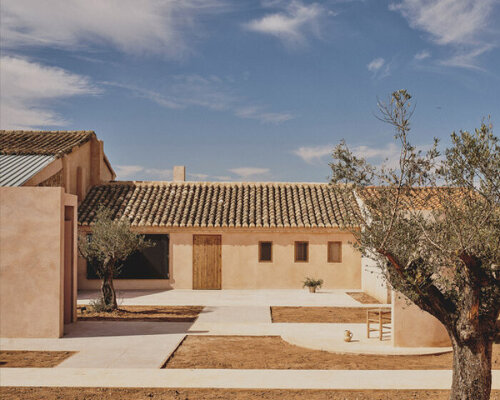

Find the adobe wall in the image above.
[
  {"left": 0, "top": 187, "right": 76, "bottom": 338},
  {"left": 24, "top": 138, "right": 114, "bottom": 203},
  {"left": 78, "top": 228, "right": 361, "bottom": 290},
  {"left": 361, "top": 256, "right": 391, "bottom": 303},
  {"left": 392, "top": 291, "right": 450, "bottom": 347}
]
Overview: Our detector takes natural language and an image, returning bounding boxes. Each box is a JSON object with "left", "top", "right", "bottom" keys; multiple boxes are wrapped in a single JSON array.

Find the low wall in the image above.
[
  {"left": 392, "top": 291, "right": 450, "bottom": 347},
  {"left": 0, "top": 187, "right": 76, "bottom": 338},
  {"left": 361, "top": 256, "right": 391, "bottom": 303}
]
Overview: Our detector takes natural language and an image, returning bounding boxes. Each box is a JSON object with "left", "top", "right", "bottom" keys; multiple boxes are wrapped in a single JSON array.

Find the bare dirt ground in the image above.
[
  {"left": 271, "top": 306, "right": 387, "bottom": 323},
  {"left": 346, "top": 292, "right": 382, "bottom": 304},
  {"left": 0, "top": 351, "right": 74, "bottom": 368},
  {"left": 4, "top": 387, "right": 500, "bottom": 400},
  {"left": 165, "top": 335, "right": 500, "bottom": 370},
  {"left": 77, "top": 305, "right": 204, "bottom": 322}
]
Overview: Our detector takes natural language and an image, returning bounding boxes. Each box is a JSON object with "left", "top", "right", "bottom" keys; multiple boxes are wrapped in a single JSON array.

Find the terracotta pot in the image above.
[
  {"left": 308, "top": 286, "right": 316, "bottom": 293},
  {"left": 344, "top": 330, "right": 353, "bottom": 342}
]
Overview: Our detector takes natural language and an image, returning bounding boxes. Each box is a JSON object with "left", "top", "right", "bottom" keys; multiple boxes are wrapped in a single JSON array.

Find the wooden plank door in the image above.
[{"left": 193, "top": 235, "right": 221, "bottom": 289}]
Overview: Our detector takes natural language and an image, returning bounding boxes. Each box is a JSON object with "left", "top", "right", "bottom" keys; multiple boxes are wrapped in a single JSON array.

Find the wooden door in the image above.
[{"left": 193, "top": 235, "right": 221, "bottom": 289}]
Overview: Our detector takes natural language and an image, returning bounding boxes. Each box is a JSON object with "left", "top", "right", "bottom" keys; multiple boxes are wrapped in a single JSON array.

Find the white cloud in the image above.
[
  {"left": 0, "top": 0, "right": 223, "bottom": 57},
  {"left": 414, "top": 50, "right": 431, "bottom": 60},
  {"left": 244, "top": 1, "right": 325, "bottom": 47},
  {"left": 235, "top": 106, "right": 294, "bottom": 124},
  {"left": 293, "top": 143, "right": 401, "bottom": 167},
  {"left": 189, "top": 173, "right": 210, "bottom": 180},
  {"left": 367, "top": 57, "right": 391, "bottom": 78},
  {"left": 115, "top": 165, "right": 172, "bottom": 180},
  {"left": 228, "top": 167, "right": 270, "bottom": 179},
  {"left": 0, "top": 56, "right": 99, "bottom": 129},
  {"left": 107, "top": 75, "right": 294, "bottom": 124},
  {"left": 390, "top": 0, "right": 496, "bottom": 69},
  {"left": 439, "top": 44, "right": 493, "bottom": 70},
  {"left": 367, "top": 57, "right": 385, "bottom": 72},
  {"left": 293, "top": 145, "right": 332, "bottom": 164}
]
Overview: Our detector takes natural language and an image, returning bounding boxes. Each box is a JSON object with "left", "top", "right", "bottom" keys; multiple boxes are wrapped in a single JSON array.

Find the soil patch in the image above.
[
  {"left": 0, "top": 351, "right": 74, "bottom": 368},
  {"left": 164, "top": 335, "right": 500, "bottom": 370},
  {"left": 346, "top": 292, "right": 382, "bottom": 304},
  {"left": 271, "top": 306, "right": 389, "bottom": 323},
  {"left": 4, "top": 388, "right": 500, "bottom": 400},
  {"left": 77, "top": 305, "right": 204, "bottom": 322}
]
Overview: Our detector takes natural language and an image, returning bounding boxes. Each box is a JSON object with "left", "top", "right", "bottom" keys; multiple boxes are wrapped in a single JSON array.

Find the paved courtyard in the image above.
[{"left": 2, "top": 289, "right": 498, "bottom": 390}]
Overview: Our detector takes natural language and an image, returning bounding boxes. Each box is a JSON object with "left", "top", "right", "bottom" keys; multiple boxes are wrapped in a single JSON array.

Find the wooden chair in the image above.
[{"left": 366, "top": 308, "right": 391, "bottom": 340}]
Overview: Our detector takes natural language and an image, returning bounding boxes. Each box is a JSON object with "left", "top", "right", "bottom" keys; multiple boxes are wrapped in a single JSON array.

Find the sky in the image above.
[{"left": 1, "top": 0, "right": 499, "bottom": 182}]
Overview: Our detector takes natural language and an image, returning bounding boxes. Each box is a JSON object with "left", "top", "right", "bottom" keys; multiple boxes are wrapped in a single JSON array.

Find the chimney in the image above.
[{"left": 173, "top": 166, "right": 186, "bottom": 182}]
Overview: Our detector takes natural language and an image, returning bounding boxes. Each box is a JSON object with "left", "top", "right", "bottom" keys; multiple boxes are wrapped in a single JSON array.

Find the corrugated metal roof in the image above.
[{"left": 0, "top": 154, "right": 55, "bottom": 187}]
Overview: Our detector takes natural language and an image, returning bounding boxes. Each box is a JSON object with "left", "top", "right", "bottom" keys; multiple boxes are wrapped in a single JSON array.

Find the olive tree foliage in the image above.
[
  {"left": 78, "top": 207, "right": 152, "bottom": 310},
  {"left": 330, "top": 90, "right": 499, "bottom": 400}
]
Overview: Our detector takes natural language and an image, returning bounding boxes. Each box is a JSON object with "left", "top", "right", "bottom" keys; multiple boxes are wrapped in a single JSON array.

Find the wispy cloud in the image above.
[
  {"left": 0, "top": 0, "right": 224, "bottom": 58},
  {"left": 414, "top": 50, "right": 431, "bottom": 60},
  {"left": 229, "top": 167, "right": 270, "bottom": 179},
  {"left": 0, "top": 56, "right": 99, "bottom": 129},
  {"left": 293, "top": 143, "right": 401, "bottom": 167},
  {"left": 115, "top": 165, "right": 172, "bottom": 180},
  {"left": 107, "top": 75, "right": 294, "bottom": 125},
  {"left": 390, "top": 0, "right": 497, "bottom": 69},
  {"left": 244, "top": 1, "right": 326, "bottom": 47},
  {"left": 293, "top": 145, "right": 332, "bottom": 164},
  {"left": 367, "top": 57, "right": 391, "bottom": 78},
  {"left": 234, "top": 106, "right": 294, "bottom": 124}
]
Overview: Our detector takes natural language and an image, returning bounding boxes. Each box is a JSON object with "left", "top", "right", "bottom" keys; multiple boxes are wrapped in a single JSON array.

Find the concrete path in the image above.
[
  {"left": 1, "top": 368, "right": 500, "bottom": 390},
  {"left": 0, "top": 321, "right": 191, "bottom": 369},
  {"left": 78, "top": 289, "right": 376, "bottom": 307}
]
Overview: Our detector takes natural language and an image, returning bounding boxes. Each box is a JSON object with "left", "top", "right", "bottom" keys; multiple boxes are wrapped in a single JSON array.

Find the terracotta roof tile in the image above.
[
  {"left": 79, "top": 181, "right": 360, "bottom": 228},
  {"left": 358, "top": 186, "right": 467, "bottom": 210},
  {"left": 0, "top": 130, "right": 94, "bottom": 157}
]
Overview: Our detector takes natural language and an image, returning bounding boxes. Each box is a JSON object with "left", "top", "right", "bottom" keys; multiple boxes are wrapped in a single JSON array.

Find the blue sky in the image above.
[{"left": 1, "top": 0, "right": 499, "bottom": 182}]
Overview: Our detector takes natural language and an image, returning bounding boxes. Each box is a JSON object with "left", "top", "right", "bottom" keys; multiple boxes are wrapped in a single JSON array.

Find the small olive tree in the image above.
[
  {"left": 78, "top": 207, "right": 152, "bottom": 310},
  {"left": 330, "top": 90, "right": 499, "bottom": 400}
]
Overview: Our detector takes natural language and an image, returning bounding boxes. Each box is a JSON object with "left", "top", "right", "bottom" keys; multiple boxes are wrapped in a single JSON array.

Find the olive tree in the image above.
[
  {"left": 78, "top": 207, "right": 152, "bottom": 310},
  {"left": 330, "top": 90, "right": 499, "bottom": 400}
]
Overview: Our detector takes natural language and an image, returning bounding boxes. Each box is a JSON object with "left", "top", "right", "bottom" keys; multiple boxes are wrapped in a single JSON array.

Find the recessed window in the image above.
[
  {"left": 328, "top": 241, "right": 342, "bottom": 263},
  {"left": 295, "top": 241, "right": 309, "bottom": 262},
  {"left": 259, "top": 241, "right": 272, "bottom": 262}
]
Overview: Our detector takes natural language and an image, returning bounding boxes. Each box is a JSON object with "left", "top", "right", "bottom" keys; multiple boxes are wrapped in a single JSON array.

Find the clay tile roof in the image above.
[
  {"left": 79, "top": 181, "right": 360, "bottom": 228},
  {"left": 0, "top": 130, "right": 95, "bottom": 157},
  {"left": 358, "top": 186, "right": 466, "bottom": 210}
]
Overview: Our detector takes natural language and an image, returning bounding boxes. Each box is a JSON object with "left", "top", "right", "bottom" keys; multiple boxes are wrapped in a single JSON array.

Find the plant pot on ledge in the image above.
[{"left": 309, "top": 286, "right": 316, "bottom": 293}]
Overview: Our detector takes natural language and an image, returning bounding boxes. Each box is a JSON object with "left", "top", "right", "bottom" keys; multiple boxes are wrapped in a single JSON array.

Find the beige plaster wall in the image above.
[
  {"left": 392, "top": 291, "right": 450, "bottom": 347},
  {"left": 361, "top": 256, "right": 391, "bottom": 303},
  {"left": 78, "top": 228, "right": 361, "bottom": 290},
  {"left": 24, "top": 137, "right": 115, "bottom": 203},
  {"left": 0, "top": 187, "right": 77, "bottom": 338}
]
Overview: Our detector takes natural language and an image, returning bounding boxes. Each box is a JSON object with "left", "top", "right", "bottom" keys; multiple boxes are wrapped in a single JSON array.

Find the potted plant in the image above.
[{"left": 303, "top": 277, "right": 323, "bottom": 293}]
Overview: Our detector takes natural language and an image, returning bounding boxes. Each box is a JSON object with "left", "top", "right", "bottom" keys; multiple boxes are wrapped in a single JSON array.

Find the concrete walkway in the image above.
[
  {"left": 1, "top": 368, "right": 499, "bottom": 390},
  {"left": 1, "top": 321, "right": 192, "bottom": 369},
  {"left": 78, "top": 289, "right": 375, "bottom": 307}
]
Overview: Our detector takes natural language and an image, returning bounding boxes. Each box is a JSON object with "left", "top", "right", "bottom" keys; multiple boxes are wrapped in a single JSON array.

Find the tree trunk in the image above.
[
  {"left": 450, "top": 334, "right": 493, "bottom": 400},
  {"left": 101, "top": 268, "right": 117, "bottom": 310}
]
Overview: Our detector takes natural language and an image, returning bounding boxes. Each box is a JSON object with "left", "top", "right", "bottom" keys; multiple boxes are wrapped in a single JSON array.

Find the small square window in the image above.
[
  {"left": 259, "top": 242, "right": 272, "bottom": 262},
  {"left": 328, "top": 241, "right": 342, "bottom": 263},
  {"left": 295, "top": 241, "right": 308, "bottom": 262}
]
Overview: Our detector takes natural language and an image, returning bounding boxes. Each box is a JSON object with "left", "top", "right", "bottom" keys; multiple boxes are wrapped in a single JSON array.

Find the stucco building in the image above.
[
  {"left": 78, "top": 176, "right": 362, "bottom": 291},
  {"left": 0, "top": 130, "right": 114, "bottom": 337}
]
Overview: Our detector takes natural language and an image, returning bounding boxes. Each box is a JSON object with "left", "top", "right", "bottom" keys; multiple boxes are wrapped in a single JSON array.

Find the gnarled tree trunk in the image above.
[
  {"left": 101, "top": 266, "right": 117, "bottom": 310},
  {"left": 449, "top": 333, "right": 493, "bottom": 400}
]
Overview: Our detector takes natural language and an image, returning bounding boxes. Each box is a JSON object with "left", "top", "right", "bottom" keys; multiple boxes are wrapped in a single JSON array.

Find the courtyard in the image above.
[{"left": 1, "top": 289, "right": 499, "bottom": 399}]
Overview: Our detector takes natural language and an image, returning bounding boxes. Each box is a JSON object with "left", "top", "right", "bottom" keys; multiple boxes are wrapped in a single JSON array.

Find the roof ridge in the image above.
[{"left": 101, "top": 180, "right": 339, "bottom": 186}]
